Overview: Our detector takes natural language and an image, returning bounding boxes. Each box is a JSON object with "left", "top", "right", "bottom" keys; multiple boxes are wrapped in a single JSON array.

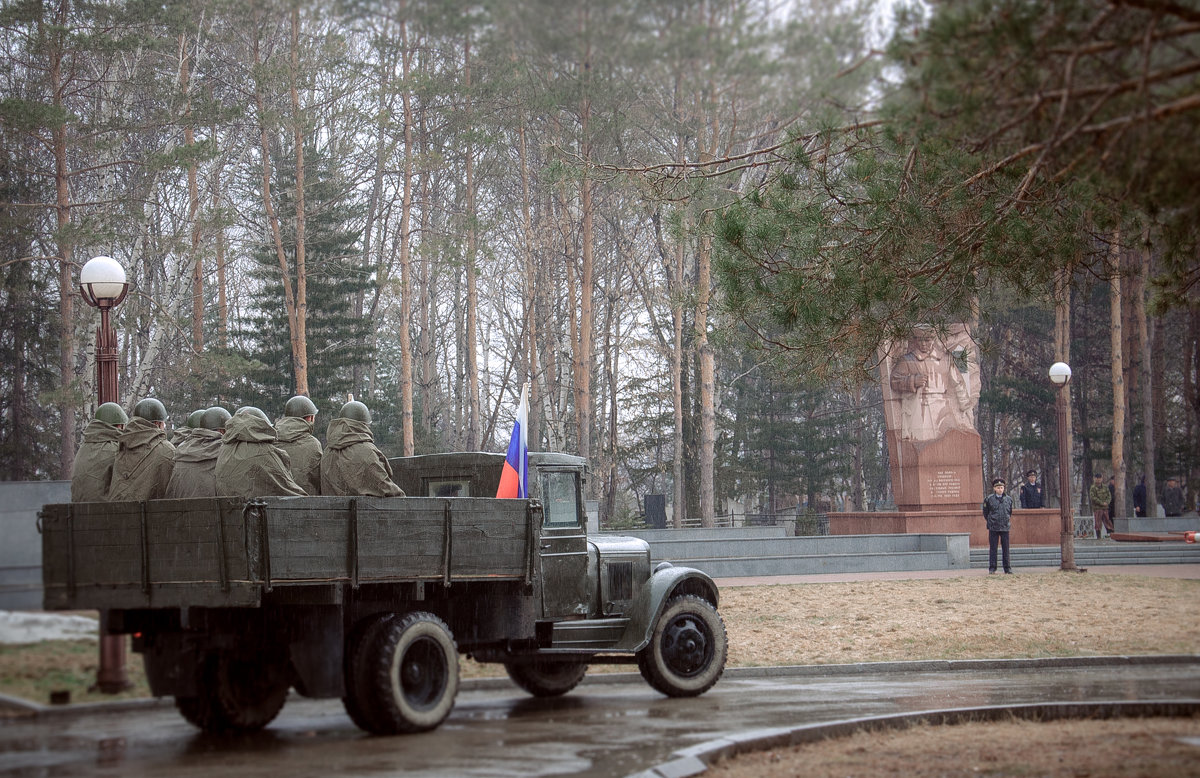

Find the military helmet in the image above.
[
  {"left": 132, "top": 397, "right": 168, "bottom": 422},
  {"left": 235, "top": 406, "right": 269, "bottom": 421},
  {"left": 339, "top": 400, "right": 371, "bottom": 424},
  {"left": 186, "top": 409, "right": 206, "bottom": 428},
  {"left": 95, "top": 402, "right": 129, "bottom": 426},
  {"left": 201, "top": 406, "right": 232, "bottom": 431},
  {"left": 284, "top": 395, "right": 318, "bottom": 418}
]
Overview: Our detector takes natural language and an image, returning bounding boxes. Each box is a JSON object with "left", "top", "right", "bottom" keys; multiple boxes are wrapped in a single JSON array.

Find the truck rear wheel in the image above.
[
  {"left": 637, "top": 594, "right": 727, "bottom": 698},
  {"left": 175, "top": 649, "right": 290, "bottom": 733},
  {"left": 504, "top": 659, "right": 587, "bottom": 697},
  {"left": 342, "top": 613, "right": 393, "bottom": 731},
  {"left": 351, "top": 611, "right": 459, "bottom": 734}
]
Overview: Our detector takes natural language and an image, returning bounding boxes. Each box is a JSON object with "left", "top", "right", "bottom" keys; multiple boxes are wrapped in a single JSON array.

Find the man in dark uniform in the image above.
[
  {"left": 982, "top": 477, "right": 1014, "bottom": 574},
  {"left": 1019, "top": 469, "right": 1043, "bottom": 509}
]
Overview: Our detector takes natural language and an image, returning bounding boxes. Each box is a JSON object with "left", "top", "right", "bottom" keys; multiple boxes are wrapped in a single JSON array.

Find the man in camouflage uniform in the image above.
[
  {"left": 275, "top": 395, "right": 323, "bottom": 495},
  {"left": 164, "top": 406, "right": 230, "bottom": 499},
  {"left": 107, "top": 398, "right": 176, "bottom": 501},
  {"left": 70, "top": 403, "right": 128, "bottom": 502},
  {"left": 320, "top": 401, "right": 405, "bottom": 497},
  {"left": 214, "top": 407, "right": 307, "bottom": 498}
]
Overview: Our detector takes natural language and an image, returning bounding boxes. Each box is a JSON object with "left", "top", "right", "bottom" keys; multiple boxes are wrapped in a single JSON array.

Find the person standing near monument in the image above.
[
  {"left": 1019, "top": 470, "right": 1043, "bottom": 509},
  {"left": 1163, "top": 477, "right": 1185, "bottom": 517},
  {"left": 982, "top": 478, "right": 1013, "bottom": 574},
  {"left": 1089, "top": 472, "right": 1114, "bottom": 538},
  {"left": 1132, "top": 475, "right": 1148, "bottom": 518}
]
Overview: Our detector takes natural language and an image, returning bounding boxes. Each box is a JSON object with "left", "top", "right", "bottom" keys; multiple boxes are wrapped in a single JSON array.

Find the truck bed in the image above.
[{"left": 41, "top": 496, "right": 540, "bottom": 611}]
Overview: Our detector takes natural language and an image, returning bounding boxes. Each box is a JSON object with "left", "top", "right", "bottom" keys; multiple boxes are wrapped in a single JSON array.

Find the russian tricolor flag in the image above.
[{"left": 496, "top": 382, "right": 529, "bottom": 498}]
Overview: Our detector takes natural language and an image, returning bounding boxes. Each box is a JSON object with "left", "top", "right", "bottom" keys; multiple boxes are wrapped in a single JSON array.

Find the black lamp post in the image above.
[
  {"left": 79, "top": 255, "right": 132, "bottom": 693},
  {"left": 1049, "top": 361, "right": 1078, "bottom": 572}
]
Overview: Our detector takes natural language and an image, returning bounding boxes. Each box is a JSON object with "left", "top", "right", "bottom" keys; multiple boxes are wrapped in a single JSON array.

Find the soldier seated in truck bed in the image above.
[{"left": 321, "top": 401, "right": 405, "bottom": 497}]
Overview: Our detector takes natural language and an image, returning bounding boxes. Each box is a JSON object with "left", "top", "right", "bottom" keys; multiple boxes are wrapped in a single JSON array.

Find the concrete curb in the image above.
[
  {"left": 628, "top": 699, "right": 1200, "bottom": 778},
  {"left": 4, "top": 654, "right": 1196, "bottom": 719}
]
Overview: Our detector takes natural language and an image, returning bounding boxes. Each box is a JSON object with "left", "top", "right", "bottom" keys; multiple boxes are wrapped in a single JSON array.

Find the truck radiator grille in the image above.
[{"left": 607, "top": 561, "right": 633, "bottom": 601}]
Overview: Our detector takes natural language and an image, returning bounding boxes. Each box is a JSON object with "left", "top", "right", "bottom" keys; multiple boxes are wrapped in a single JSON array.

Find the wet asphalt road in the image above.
[{"left": 2, "top": 659, "right": 1199, "bottom": 777}]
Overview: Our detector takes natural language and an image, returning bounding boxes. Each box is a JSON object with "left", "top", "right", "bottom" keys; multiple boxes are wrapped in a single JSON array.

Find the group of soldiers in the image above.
[{"left": 69, "top": 396, "right": 406, "bottom": 504}]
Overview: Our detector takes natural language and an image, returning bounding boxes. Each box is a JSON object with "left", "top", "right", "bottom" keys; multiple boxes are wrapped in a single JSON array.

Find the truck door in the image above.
[{"left": 538, "top": 468, "right": 589, "bottom": 618}]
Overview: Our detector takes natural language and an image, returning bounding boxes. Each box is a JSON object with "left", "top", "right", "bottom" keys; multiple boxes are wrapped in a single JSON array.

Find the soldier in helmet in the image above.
[
  {"left": 321, "top": 401, "right": 405, "bottom": 497},
  {"left": 107, "top": 398, "right": 176, "bottom": 501},
  {"left": 172, "top": 409, "right": 205, "bottom": 446},
  {"left": 215, "top": 406, "right": 307, "bottom": 498},
  {"left": 70, "top": 403, "right": 128, "bottom": 502},
  {"left": 164, "top": 406, "right": 230, "bottom": 498},
  {"left": 276, "top": 395, "right": 322, "bottom": 495}
]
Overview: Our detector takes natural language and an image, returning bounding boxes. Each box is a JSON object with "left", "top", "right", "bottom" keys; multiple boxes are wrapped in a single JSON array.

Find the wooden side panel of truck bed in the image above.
[{"left": 41, "top": 496, "right": 539, "bottom": 611}]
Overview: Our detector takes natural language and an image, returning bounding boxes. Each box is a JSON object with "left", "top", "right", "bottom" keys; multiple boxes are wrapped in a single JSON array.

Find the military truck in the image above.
[{"left": 39, "top": 451, "right": 726, "bottom": 735}]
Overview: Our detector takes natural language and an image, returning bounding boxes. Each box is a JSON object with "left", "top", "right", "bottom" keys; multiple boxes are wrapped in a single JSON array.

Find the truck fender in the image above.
[{"left": 619, "top": 563, "right": 720, "bottom": 652}]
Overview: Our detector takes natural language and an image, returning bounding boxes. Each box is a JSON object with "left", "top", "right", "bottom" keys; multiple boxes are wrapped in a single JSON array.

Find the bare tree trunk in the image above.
[
  {"left": 671, "top": 211, "right": 685, "bottom": 529},
  {"left": 397, "top": 14, "right": 415, "bottom": 455},
  {"left": 213, "top": 155, "right": 228, "bottom": 350},
  {"left": 696, "top": 225, "right": 715, "bottom": 528},
  {"left": 1054, "top": 266, "right": 1074, "bottom": 510},
  {"left": 289, "top": 7, "right": 309, "bottom": 397},
  {"left": 180, "top": 35, "right": 203, "bottom": 353},
  {"left": 1137, "top": 244, "right": 1156, "bottom": 516},
  {"left": 464, "top": 37, "right": 480, "bottom": 448},
  {"left": 51, "top": 0, "right": 76, "bottom": 478},
  {"left": 1109, "top": 233, "right": 1126, "bottom": 519},
  {"left": 574, "top": 7, "right": 594, "bottom": 463},
  {"left": 518, "top": 119, "right": 541, "bottom": 449}
]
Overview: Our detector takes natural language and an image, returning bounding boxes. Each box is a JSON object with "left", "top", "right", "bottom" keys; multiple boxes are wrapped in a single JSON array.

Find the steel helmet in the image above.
[
  {"left": 339, "top": 400, "right": 371, "bottom": 423},
  {"left": 284, "top": 395, "right": 318, "bottom": 418},
  {"left": 201, "top": 406, "right": 232, "bottom": 431},
  {"left": 95, "top": 402, "right": 129, "bottom": 426},
  {"left": 132, "top": 398, "right": 168, "bottom": 422},
  {"left": 186, "top": 409, "right": 206, "bottom": 428},
  {"left": 235, "top": 406, "right": 269, "bottom": 421}
]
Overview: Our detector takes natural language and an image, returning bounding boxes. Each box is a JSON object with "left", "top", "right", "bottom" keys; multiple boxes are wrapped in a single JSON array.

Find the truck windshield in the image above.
[{"left": 542, "top": 471, "right": 581, "bottom": 528}]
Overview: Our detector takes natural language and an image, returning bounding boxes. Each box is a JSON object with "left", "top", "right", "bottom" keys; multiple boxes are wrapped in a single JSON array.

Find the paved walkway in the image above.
[{"left": 714, "top": 563, "right": 1200, "bottom": 587}]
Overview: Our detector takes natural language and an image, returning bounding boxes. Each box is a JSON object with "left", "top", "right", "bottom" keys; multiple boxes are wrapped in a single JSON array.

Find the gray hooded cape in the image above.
[
  {"left": 275, "top": 416, "right": 323, "bottom": 495},
  {"left": 70, "top": 419, "right": 124, "bottom": 502},
  {"left": 215, "top": 414, "right": 307, "bottom": 498},
  {"left": 164, "top": 428, "right": 223, "bottom": 498},
  {"left": 320, "top": 417, "right": 405, "bottom": 497},
  {"left": 107, "top": 417, "right": 176, "bottom": 501}
]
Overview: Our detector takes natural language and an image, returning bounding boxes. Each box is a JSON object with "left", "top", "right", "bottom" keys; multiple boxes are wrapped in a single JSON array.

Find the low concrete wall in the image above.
[
  {"left": 833, "top": 509, "right": 1060, "bottom": 547},
  {"left": 1114, "top": 516, "right": 1199, "bottom": 534},
  {"left": 0, "top": 481, "right": 69, "bottom": 611}
]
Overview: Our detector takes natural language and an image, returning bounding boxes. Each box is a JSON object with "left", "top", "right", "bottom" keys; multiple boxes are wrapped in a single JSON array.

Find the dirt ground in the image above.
[{"left": 704, "top": 716, "right": 1200, "bottom": 778}]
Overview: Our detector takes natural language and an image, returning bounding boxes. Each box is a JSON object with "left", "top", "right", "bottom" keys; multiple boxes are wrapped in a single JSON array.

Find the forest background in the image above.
[{"left": 1, "top": 0, "right": 1197, "bottom": 527}]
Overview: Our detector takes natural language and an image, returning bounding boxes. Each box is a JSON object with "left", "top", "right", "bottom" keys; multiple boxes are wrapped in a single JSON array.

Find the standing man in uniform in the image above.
[
  {"left": 276, "top": 396, "right": 322, "bottom": 495},
  {"left": 1089, "top": 472, "right": 1115, "bottom": 538},
  {"left": 107, "top": 398, "right": 175, "bottom": 501},
  {"left": 1019, "top": 469, "right": 1043, "bottom": 509},
  {"left": 70, "top": 403, "right": 127, "bottom": 502},
  {"left": 321, "top": 401, "right": 405, "bottom": 497},
  {"left": 982, "top": 477, "right": 1014, "bottom": 574},
  {"left": 1163, "top": 477, "right": 1185, "bottom": 517}
]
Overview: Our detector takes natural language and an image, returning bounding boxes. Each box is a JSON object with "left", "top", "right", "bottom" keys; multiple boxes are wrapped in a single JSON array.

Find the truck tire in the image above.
[
  {"left": 504, "top": 659, "right": 588, "bottom": 697},
  {"left": 637, "top": 595, "right": 727, "bottom": 698},
  {"left": 175, "top": 649, "right": 290, "bottom": 733},
  {"left": 352, "top": 611, "right": 459, "bottom": 734},
  {"left": 342, "top": 613, "right": 394, "bottom": 731}
]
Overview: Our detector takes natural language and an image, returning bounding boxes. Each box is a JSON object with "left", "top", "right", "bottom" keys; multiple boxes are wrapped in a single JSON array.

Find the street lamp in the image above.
[
  {"left": 1049, "top": 362, "right": 1079, "bottom": 572},
  {"left": 79, "top": 255, "right": 132, "bottom": 693}
]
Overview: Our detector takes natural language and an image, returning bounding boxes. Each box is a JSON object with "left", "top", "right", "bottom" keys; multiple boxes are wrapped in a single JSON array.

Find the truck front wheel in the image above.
[
  {"left": 352, "top": 611, "right": 459, "bottom": 734},
  {"left": 504, "top": 659, "right": 587, "bottom": 697},
  {"left": 637, "top": 595, "right": 727, "bottom": 698},
  {"left": 175, "top": 649, "right": 290, "bottom": 733}
]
